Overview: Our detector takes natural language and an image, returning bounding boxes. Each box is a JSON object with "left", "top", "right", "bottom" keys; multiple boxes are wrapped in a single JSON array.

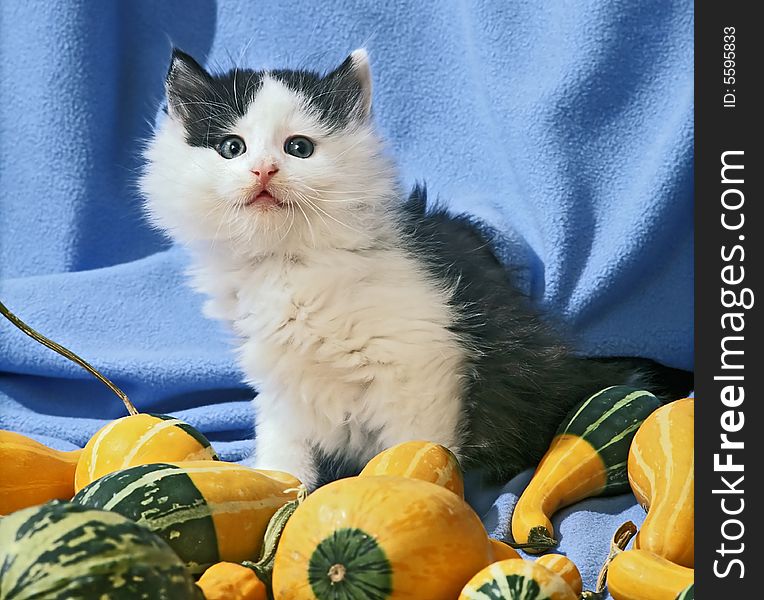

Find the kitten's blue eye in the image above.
[
  {"left": 218, "top": 136, "right": 246, "bottom": 159},
  {"left": 284, "top": 136, "right": 314, "bottom": 159}
]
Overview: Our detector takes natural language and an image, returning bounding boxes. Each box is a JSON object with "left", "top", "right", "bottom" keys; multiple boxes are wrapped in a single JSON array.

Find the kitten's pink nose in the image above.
[{"left": 251, "top": 163, "right": 279, "bottom": 186}]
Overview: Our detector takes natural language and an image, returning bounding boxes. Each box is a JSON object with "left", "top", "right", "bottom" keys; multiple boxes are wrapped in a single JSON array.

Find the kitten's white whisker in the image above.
[
  {"left": 277, "top": 201, "right": 296, "bottom": 243},
  {"left": 297, "top": 183, "right": 366, "bottom": 200},
  {"left": 301, "top": 194, "right": 367, "bottom": 237},
  {"left": 236, "top": 38, "right": 257, "bottom": 71},
  {"left": 174, "top": 100, "right": 231, "bottom": 110},
  {"left": 301, "top": 187, "right": 369, "bottom": 195},
  {"left": 295, "top": 192, "right": 330, "bottom": 231},
  {"left": 243, "top": 68, "right": 260, "bottom": 100},
  {"left": 332, "top": 135, "right": 372, "bottom": 160},
  {"left": 232, "top": 68, "right": 242, "bottom": 114},
  {"left": 312, "top": 197, "right": 367, "bottom": 205},
  {"left": 302, "top": 87, "right": 362, "bottom": 103},
  {"left": 291, "top": 195, "right": 317, "bottom": 248}
]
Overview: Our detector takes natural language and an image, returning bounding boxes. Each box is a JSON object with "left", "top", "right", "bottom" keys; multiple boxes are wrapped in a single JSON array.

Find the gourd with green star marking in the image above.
[
  {"left": 458, "top": 559, "right": 578, "bottom": 600},
  {"left": 272, "top": 475, "right": 493, "bottom": 599},
  {"left": 72, "top": 460, "right": 299, "bottom": 573},
  {"left": 511, "top": 386, "right": 661, "bottom": 552},
  {"left": 0, "top": 501, "right": 203, "bottom": 600}
]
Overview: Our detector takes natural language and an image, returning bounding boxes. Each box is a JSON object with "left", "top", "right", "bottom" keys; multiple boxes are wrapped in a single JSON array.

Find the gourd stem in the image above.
[
  {"left": 0, "top": 299, "right": 137, "bottom": 416},
  {"left": 508, "top": 526, "right": 558, "bottom": 551},
  {"left": 241, "top": 486, "right": 307, "bottom": 599},
  {"left": 328, "top": 564, "right": 346, "bottom": 583}
]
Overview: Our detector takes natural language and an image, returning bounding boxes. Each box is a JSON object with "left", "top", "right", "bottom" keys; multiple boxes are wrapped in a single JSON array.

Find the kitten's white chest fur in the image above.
[{"left": 191, "top": 241, "right": 467, "bottom": 485}]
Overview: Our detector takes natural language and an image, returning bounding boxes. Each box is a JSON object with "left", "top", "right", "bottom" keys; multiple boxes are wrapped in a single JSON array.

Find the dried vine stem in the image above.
[
  {"left": 593, "top": 521, "right": 638, "bottom": 597},
  {"left": 0, "top": 299, "right": 137, "bottom": 415}
]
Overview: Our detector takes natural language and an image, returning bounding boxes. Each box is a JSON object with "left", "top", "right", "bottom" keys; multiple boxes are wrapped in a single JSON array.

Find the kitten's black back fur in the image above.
[{"left": 398, "top": 185, "right": 692, "bottom": 483}]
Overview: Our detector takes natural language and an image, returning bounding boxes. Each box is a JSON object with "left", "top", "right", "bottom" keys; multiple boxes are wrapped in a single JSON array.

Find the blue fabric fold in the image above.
[{"left": 1, "top": 1, "right": 692, "bottom": 596}]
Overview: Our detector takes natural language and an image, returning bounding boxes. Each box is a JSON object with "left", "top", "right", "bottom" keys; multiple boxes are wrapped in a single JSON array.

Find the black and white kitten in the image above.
[{"left": 141, "top": 49, "right": 691, "bottom": 489}]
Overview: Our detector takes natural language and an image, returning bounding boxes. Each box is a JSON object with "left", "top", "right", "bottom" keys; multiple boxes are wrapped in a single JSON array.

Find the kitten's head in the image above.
[{"left": 141, "top": 49, "right": 397, "bottom": 255}]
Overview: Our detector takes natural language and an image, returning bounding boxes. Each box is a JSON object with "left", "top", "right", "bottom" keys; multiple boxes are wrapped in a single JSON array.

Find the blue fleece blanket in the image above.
[{"left": 0, "top": 0, "right": 692, "bottom": 596}]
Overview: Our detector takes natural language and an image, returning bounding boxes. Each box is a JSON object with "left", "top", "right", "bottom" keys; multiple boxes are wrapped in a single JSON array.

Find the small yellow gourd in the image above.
[
  {"left": 360, "top": 440, "right": 464, "bottom": 496},
  {"left": 459, "top": 559, "right": 578, "bottom": 600},
  {"left": 489, "top": 538, "right": 522, "bottom": 562},
  {"left": 606, "top": 549, "right": 694, "bottom": 600},
  {"left": 196, "top": 562, "right": 267, "bottom": 600},
  {"left": 74, "top": 413, "right": 218, "bottom": 492},
  {"left": 255, "top": 469, "right": 302, "bottom": 490},
  {"left": 536, "top": 554, "right": 583, "bottom": 597},
  {"left": 0, "top": 430, "right": 82, "bottom": 515},
  {"left": 628, "top": 398, "right": 694, "bottom": 567}
]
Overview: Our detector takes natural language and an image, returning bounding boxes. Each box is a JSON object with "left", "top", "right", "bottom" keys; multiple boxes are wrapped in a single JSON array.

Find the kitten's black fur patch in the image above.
[
  {"left": 165, "top": 49, "right": 263, "bottom": 148},
  {"left": 165, "top": 50, "right": 366, "bottom": 148},
  {"left": 313, "top": 447, "right": 365, "bottom": 488},
  {"left": 271, "top": 55, "right": 368, "bottom": 131},
  {"left": 399, "top": 185, "right": 693, "bottom": 482}
]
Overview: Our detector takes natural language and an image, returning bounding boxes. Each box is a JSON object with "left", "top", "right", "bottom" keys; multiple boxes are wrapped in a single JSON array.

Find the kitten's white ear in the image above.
[
  {"left": 165, "top": 49, "right": 211, "bottom": 120},
  {"left": 349, "top": 49, "right": 372, "bottom": 117}
]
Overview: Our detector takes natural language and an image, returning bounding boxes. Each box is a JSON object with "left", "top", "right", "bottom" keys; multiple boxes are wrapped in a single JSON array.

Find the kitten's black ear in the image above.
[
  {"left": 165, "top": 48, "right": 211, "bottom": 120},
  {"left": 331, "top": 49, "right": 373, "bottom": 119}
]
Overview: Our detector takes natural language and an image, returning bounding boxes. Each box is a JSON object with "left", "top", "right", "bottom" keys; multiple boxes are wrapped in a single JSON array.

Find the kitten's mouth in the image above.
[{"left": 244, "top": 188, "right": 283, "bottom": 209}]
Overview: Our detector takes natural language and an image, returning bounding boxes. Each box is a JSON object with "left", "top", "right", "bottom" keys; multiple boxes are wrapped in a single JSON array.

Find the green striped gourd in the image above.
[
  {"left": 73, "top": 461, "right": 299, "bottom": 573},
  {"left": 458, "top": 559, "right": 577, "bottom": 600},
  {"left": 0, "top": 501, "right": 202, "bottom": 599},
  {"left": 74, "top": 413, "right": 219, "bottom": 492},
  {"left": 511, "top": 386, "right": 661, "bottom": 552},
  {"left": 675, "top": 584, "right": 694, "bottom": 599}
]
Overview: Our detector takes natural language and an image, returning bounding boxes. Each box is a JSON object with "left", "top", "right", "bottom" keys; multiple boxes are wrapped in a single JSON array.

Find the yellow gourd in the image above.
[
  {"left": 628, "top": 398, "right": 694, "bottom": 567},
  {"left": 489, "top": 538, "right": 522, "bottom": 562},
  {"left": 0, "top": 430, "right": 81, "bottom": 515},
  {"left": 74, "top": 413, "right": 218, "bottom": 492},
  {"left": 536, "top": 554, "right": 583, "bottom": 597},
  {"left": 360, "top": 440, "right": 464, "bottom": 496},
  {"left": 606, "top": 549, "right": 694, "bottom": 600},
  {"left": 459, "top": 559, "right": 577, "bottom": 600},
  {"left": 272, "top": 475, "right": 492, "bottom": 599},
  {"left": 196, "top": 562, "right": 267, "bottom": 600},
  {"left": 255, "top": 468, "right": 302, "bottom": 490}
]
